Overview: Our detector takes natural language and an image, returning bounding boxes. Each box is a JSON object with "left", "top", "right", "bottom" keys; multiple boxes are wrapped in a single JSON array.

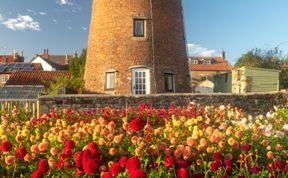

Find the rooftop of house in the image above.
[
  {"left": 189, "top": 56, "right": 233, "bottom": 71},
  {"left": 5, "top": 70, "right": 71, "bottom": 88},
  {"left": 31, "top": 48, "right": 77, "bottom": 70},
  {"left": 0, "top": 52, "right": 24, "bottom": 63},
  {"left": 0, "top": 62, "right": 43, "bottom": 73}
]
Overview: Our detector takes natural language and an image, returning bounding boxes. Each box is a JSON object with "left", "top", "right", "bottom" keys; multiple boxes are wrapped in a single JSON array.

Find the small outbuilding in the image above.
[{"left": 232, "top": 67, "right": 280, "bottom": 93}]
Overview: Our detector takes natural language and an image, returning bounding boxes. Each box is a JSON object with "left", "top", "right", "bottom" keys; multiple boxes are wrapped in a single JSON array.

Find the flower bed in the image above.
[{"left": 0, "top": 103, "right": 287, "bottom": 178}]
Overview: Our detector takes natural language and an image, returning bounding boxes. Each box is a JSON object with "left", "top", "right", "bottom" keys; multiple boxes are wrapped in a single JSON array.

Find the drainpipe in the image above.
[{"left": 149, "top": 0, "right": 157, "bottom": 94}]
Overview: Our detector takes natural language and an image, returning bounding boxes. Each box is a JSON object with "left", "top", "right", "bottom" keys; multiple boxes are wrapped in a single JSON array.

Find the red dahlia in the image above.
[
  {"left": 87, "top": 142, "right": 100, "bottom": 158},
  {"left": 119, "top": 156, "right": 128, "bottom": 167},
  {"left": 129, "top": 118, "right": 145, "bottom": 132},
  {"left": 241, "top": 144, "right": 251, "bottom": 153},
  {"left": 101, "top": 172, "right": 113, "bottom": 178},
  {"left": 164, "top": 155, "right": 176, "bottom": 169},
  {"left": 15, "top": 147, "right": 27, "bottom": 160},
  {"left": 212, "top": 151, "right": 222, "bottom": 161},
  {"left": 109, "top": 162, "right": 123, "bottom": 176},
  {"left": 73, "top": 151, "right": 83, "bottom": 170},
  {"left": 38, "top": 159, "right": 48, "bottom": 174},
  {"left": 83, "top": 158, "right": 100, "bottom": 174},
  {"left": 250, "top": 165, "right": 261, "bottom": 174},
  {"left": 210, "top": 161, "right": 221, "bottom": 172},
  {"left": 1, "top": 140, "right": 12, "bottom": 152},
  {"left": 176, "top": 168, "right": 189, "bottom": 178},
  {"left": 65, "top": 140, "right": 75, "bottom": 150},
  {"left": 129, "top": 169, "right": 147, "bottom": 178},
  {"left": 126, "top": 157, "right": 141, "bottom": 173},
  {"left": 31, "top": 170, "right": 44, "bottom": 178}
]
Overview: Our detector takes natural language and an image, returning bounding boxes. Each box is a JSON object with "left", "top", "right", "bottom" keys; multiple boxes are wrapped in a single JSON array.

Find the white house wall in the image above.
[{"left": 31, "top": 57, "right": 53, "bottom": 71}]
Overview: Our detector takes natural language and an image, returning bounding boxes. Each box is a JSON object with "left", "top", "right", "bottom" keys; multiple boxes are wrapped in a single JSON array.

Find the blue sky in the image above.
[{"left": 1, "top": 0, "right": 288, "bottom": 65}]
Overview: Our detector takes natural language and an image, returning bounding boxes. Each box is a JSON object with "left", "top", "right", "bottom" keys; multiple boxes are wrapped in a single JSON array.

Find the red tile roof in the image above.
[
  {"left": 6, "top": 71, "right": 71, "bottom": 88},
  {"left": 190, "top": 56, "right": 233, "bottom": 71}
]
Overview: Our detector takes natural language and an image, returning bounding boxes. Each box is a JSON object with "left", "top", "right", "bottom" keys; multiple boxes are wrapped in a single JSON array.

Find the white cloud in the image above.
[
  {"left": 57, "top": 0, "right": 73, "bottom": 6},
  {"left": 187, "top": 43, "right": 216, "bottom": 56},
  {"left": 52, "top": 19, "right": 58, "bottom": 24},
  {"left": 39, "top": 12, "right": 47, "bottom": 16},
  {"left": 0, "top": 15, "right": 40, "bottom": 31},
  {"left": 81, "top": 26, "right": 87, "bottom": 31},
  {"left": 67, "top": 26, "right": 72, "bottom": 30}
]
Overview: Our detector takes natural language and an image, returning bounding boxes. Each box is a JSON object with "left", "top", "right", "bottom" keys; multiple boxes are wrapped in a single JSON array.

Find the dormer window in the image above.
[
  {"left": 191, "top": 60, "right": 198, "bottom": 64},
  {"left": 203, "top": 60, "right": 211, "bottom": 64}
]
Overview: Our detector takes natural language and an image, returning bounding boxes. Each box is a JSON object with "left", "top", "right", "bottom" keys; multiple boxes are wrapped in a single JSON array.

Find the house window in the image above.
[
  {"left": 133, "top": 19, "right": 145, "bottom": 37},
  {"left": 0, "top": 74, "right": 9, "bottom": 84},
  {"left": 203, "top": 60, "right": 211, "bottom": 64},
  {"left": 105, "top": 72, "right": 116, "bottom": 90},
  {"left": 164, "top": 73, "right": 174, "bottom": 92},
  {"left": 191, "top": 60, "right": 198, "bottom": 64}
]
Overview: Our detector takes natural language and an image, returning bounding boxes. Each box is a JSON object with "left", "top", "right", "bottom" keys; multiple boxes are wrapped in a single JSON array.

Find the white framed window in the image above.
[
  {"left": 0, "top": 74, "right": 9, "bottom": 84},
  {"left": 191, "top": 60, "right": 199, "bottom": 64},
  {"left": 131, "top": 68, "right": 150, "bottom": 95},
  {"left": 133, "top": 19, "right": 145, "bottom": 37},
  {"left": 105, "top": 72, "right": 116, "bottom": 90},
  {"left": 164, "top": 73, "right": 174, "bottom": 92},
  {"left": 203, "top": 60, "right": 211, "bottom": 64}
]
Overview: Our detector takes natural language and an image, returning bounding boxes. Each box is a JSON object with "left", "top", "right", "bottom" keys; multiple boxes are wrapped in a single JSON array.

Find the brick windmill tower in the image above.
[{"left": 84, "top": 0, "right": 191, "bottom": 95}]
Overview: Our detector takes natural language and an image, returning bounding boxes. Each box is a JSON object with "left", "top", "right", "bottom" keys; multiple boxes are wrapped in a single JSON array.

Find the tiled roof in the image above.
[
  {"left": 0, "top": 55, "right": 24, "bottom": 63},
  {"left": 6, "top": 71, "right": 71, "bottom": 88},
  {"left": 190, "top": 56, "right": 233, "bottom": 71}
]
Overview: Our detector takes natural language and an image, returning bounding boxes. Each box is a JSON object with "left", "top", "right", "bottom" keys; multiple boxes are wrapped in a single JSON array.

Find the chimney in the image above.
[
  {"left": 43, "top": 48, "right": 49, "bottom": 59},
  {"left": 73, "top": 50, "right": 77, "bottom": 58},
  {"left": 65, "top": 53, "right": 69, "bottom": 64},
  {"left": 221, "top": 48, "right": 226, "bottom": 60},
  {"left": 13, "top": 48, "right": 17, "bottom": 59},
  {"left": 20, "top": 50, "right": 24, "bottom": 57}
]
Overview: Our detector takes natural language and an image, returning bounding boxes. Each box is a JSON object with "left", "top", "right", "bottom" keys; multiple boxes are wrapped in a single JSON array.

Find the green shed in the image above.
[
  {"left": 214, "top": 72, "right": 232, "bottom": 93},
  {"left": 232, "top": 67, "right": 280, "bottom": 93}
]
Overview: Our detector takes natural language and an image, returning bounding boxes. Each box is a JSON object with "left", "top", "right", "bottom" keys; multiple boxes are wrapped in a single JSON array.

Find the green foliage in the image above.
[
  {"left": 235, "top": 48, "right": 288, "bottom": 89},
  {"left": 46, "top": 76, "right": 71, "bottom": 95},
  {"left": 69, "top": 48, "right": 87, "bottom": 94},
  {"left": 46, "top": 49, "right": 87, "bottom": 95}
]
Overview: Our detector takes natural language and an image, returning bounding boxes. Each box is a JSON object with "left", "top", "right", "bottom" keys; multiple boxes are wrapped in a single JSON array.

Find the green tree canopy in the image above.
[{"left": 235, "top": 48, "right": 288, "bottom": 89}]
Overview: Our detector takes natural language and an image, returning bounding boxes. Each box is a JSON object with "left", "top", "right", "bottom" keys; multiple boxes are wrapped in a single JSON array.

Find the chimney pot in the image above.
[{"left": 221, "top": 48, "right": 226, "bottom": 60}]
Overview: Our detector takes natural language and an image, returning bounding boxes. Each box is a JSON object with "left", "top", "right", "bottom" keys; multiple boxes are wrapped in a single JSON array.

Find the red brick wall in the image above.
[{"left": 84, "top": 0, "right": 191, "bottom": 94}]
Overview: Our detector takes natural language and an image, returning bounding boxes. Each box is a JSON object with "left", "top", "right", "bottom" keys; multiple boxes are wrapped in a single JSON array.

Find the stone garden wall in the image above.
[{"left": 39, "top": 91, "right": 288, "bottom": 115}]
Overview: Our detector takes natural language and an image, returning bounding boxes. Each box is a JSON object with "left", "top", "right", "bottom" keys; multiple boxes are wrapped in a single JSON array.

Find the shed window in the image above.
[
  {"left": 105, "top": 72, "right": 116, "bottom": 90},
  {"left": 133, "top": 19, "right": 145, "bottom": 37},
  {"left": 165, "top": 73, "right": 174, "bottom": 92}
]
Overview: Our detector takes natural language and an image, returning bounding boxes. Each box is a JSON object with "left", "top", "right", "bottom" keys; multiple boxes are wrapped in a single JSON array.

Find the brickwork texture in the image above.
[
  {"left": 39, "top": 91, "right": 288, "bottom": 116},
  {"left": 84, "top": 0, "right": 191, "bottom": 94}
]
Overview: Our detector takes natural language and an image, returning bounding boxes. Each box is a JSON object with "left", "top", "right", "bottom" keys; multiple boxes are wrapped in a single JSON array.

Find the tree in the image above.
[
  {"left": 46, "top": 49, "right": 87, "bottom": 95},
  {"left": 69, "top": 48, "right": 87, "bottom": 94},
  {"left": 235, "top": 48, "right": 288, "bottom": 89},
  {"left": 235, "top": 48, "right": 263, "bottom": 68}
]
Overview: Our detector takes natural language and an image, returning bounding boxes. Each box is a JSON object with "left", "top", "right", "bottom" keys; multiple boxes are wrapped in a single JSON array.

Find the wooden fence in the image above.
[{"left": 0, "top": 99, "right": 39, "bottom": 117}]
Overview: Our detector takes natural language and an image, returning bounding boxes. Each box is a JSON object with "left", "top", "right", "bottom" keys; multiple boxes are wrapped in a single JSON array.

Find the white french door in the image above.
[{"left": 132, "top": 68, "right": 150, "bottom": 95}]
